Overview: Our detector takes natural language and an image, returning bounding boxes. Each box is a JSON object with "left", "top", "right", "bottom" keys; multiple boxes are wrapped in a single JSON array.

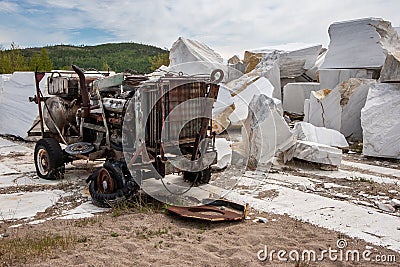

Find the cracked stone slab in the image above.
[
  {"left": 0, "top": 190, "right": 64, "bottom": 221},
  {"left": 293, "top": 140, "right": 342, "bottom": 166}
]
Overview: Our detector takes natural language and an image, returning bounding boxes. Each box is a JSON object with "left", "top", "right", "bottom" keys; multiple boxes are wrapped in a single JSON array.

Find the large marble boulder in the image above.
[
  {"left": 227, "top": 55, "right": 245, "bottom": 82},
  {"left": 242, "top": 94, "right": 295, "bottom": 166},
  {"left": 321, "top": 18, "right": 400, "bottom": 69},
  {"left": 283, "top": 82, "right": 320, "bottom": 114},
  {"left": 293, "top": 140, "right": 342, "bottom": 166},
  {"left": 212, "top": 84, "right": 234, "bottom": 133},
  {"left": 0, "top": 72, "right": 48, "bottom": 138},
  {"left": 380, "top": 53, "right": 400, "bottom": 83},
  {"left": 306, "top": 49, "right": 327, "bottom": 81},
  {"left": 361, "top": 83, "right": 400, "bottom": 159},
  {"left": 306, "top": 88, "right": 341, "bottom": 131},
  {"left": 254, "top": 51, "right": 281, "bottom": 99},
  {"left": 293, "top": 122, "right": 348, "bottom": 149},
  {"left": 229, "top": 77, "right": 279, "bottom": 126},
  {"left": 214, "top": 138, "right": 232, "bottom": 169},
  {"left": 168, "top": 37, "right": 228, "bottom": 80},
  {"left": 319, "top": 69, "right": 375, "bottom": 90},
  {"left": 244, "top": 44, "right": 322, "bottom": 78},
  {"left": 338, "top": 78, "right": 375, "bottom": 141},
  {"left": 212, "top": 77, "right": 280, "bottom": 133}
]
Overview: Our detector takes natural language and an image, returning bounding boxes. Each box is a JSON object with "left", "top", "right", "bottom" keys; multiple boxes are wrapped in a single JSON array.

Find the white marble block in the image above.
[
  {"left": 168, "top": 37, "right": 228, "bottom": 81},
  {"left": 293, "top": 122, "right": 348, "bottom": 149},
  {"left": 229, "top": 77, "right": 279, "bottom": 127},
  {"left": 254, "top": 51, "right": 282, "bottom": 99},
  {"left": 242, "top": 94, "right": 295, "bottom": 165},
  {"left": 380, "top": 53, "right": 400, "bottom": 83},
  {"left": 244, "top": 44, "right": 322, "bottom": 78},
  {"left": 214, "top": 138, "right": 232, "bottom": 169},
  {"left": 293, "top": 140, "right": 343, "bottom": 166},
  {"left": 283, "top": 82, "right": 320, "bottom": 114},
  {"left": 212, "top": 84, "right": 235, "bottom": 133},
  {"left": 321, "top": 18, "right": 400, "bottom": 69},
  {"left": 319, "top": 69, "right": 375, "bottom": 90},
  {"left": 338, "top": 78, "right": 375, "bottom": 141},
  {"left": 361, "top": 83, "right": 400, "bottom": 159},
  {"left": 307, "top": 88, "right": 341, "bottom": 131},
  {"left": 0, "top": 72, "right": 48, "bottom": 138}
]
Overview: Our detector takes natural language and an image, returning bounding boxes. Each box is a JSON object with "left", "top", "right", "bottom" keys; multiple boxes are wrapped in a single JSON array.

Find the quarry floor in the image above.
[{"left": 0, "top": 136, "right": 399, "bottom": 266}]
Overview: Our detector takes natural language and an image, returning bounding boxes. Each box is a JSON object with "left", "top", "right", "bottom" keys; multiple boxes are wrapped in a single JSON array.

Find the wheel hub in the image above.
[
  {"left": 96, "top": 168, "right": 115, "bottom": 194},
  {"left": 65, "top": 142, "right": 94, "bottom": 155},
  {"left": 37, "top": 148, "right": 50, "bottom": 175}
]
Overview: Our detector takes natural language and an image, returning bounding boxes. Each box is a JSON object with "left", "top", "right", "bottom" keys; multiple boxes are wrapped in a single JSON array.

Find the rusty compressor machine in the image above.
[{"left": 29, "top": 65, "right": 222, "bottom": 207}]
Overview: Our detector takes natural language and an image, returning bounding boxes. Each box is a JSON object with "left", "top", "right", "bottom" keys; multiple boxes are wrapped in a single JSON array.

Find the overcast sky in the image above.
[{"left": 0, "top": 0, "right": 399, "bottom": 58}]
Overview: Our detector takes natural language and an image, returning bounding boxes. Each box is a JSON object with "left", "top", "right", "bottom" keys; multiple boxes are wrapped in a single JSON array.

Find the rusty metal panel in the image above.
[
  {"left": 144, "top": 80, "right": 209, "bottom": 149},
  {"left": 167, "top": 200, "right": 249, "bottom": 221}
]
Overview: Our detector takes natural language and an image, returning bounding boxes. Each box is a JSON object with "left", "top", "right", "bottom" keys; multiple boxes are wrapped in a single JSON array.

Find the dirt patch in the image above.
[
  {"left": 254, "top": 189, "right": 279, "bottom": 200},
  {"left": 1, "top": 208, "right": 398, "bottom": 267}
]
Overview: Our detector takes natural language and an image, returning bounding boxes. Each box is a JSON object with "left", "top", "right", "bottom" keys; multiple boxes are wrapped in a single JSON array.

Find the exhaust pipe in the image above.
[{"left": 72, "top": 65, "right": 90, "bottom": 118}]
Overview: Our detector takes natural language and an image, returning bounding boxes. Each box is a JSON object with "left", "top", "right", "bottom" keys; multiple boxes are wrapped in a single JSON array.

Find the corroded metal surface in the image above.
[{"left": 167, "top": 200, "right": 248, "bottom": 221}]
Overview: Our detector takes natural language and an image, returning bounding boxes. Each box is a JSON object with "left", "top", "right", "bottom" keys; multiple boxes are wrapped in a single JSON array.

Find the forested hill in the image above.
[{"left": 0, "top": 42, "right": 169, "bottom": 74}]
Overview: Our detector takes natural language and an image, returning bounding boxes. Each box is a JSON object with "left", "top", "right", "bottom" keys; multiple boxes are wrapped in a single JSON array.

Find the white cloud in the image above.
[
  {"left": 0, "top": 1, "right": 19, "bottom": 13},
  {"left": 1, "top": 0, "right": 400, "bottom": 58}
]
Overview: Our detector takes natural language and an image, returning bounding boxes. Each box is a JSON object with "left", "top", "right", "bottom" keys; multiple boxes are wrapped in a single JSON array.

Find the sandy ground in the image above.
[
  {"left": 0, "top": 136, "right": 399, "bottom": 266},
  {"left": 1, "top": 208, "right": 399, "bottom": 267}
]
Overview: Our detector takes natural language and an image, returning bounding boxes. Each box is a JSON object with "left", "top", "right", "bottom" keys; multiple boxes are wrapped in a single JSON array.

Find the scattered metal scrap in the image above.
[{"left": 167, "top": 199, "right": 249, "bottom": 221}]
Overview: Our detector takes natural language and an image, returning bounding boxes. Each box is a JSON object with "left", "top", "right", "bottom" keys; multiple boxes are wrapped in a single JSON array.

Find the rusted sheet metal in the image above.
[{"left": 167, "top": 200, "right": 249, "bottom": 222}]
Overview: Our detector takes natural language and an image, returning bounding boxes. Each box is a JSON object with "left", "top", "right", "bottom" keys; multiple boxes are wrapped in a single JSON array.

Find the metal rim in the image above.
[
  {"left": 96, "top": 168, "right": 115, "bottom": 194},
  {"left": 65, "top": 142, "right": 94, "bottom": 155},
  {"left": 37, "top": 148, "right": 50, "bottom": 176}
]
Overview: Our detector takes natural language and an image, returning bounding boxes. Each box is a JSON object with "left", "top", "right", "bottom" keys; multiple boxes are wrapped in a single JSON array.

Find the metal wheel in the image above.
[
  {"left": 88, "top": 161, "right": 140, "bottom": 207},
  {"left": 96, "top": 168, "right": 116, "bottom": 194},
  {"left": 34, "top": 138, "right": 65, "bottom": 180},
  {"left": 36, "top": 148, "right": 50, "bottom": 176}
]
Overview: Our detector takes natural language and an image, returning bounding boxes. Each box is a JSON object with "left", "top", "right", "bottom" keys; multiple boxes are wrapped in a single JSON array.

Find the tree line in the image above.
[
  {"left": 0, "top": 43, "right": 53, "bottom": 73},
  {"left": 0, "top": 42, "right": 169, "bottom": 74}
]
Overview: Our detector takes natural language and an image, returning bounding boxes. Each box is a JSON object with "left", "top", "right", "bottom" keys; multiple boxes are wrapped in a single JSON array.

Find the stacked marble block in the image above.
[{"left": 316, "top": 18, "right": 400, "bottom": 159}]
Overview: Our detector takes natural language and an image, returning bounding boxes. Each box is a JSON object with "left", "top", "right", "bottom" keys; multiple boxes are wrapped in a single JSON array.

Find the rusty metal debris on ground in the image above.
[{"left": 167, "top": 199, "right": 249, "bottom": 221}]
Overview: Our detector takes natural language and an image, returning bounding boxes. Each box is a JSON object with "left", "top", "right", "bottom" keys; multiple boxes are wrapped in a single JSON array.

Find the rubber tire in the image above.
[
  {"left": 88, "top": 161, "right": 138, "bottom": 208},
  {"left": 34, "top": 138, "right": 65, "bottom": 180},
  {"left": 183, "top": 167, "right": 211, "bottom": 185}
]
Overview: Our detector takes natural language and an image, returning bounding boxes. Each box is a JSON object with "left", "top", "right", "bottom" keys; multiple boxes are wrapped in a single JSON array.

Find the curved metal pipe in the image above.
[{"left": 72, "top": 65, "right": 90, "bottom": 118}]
